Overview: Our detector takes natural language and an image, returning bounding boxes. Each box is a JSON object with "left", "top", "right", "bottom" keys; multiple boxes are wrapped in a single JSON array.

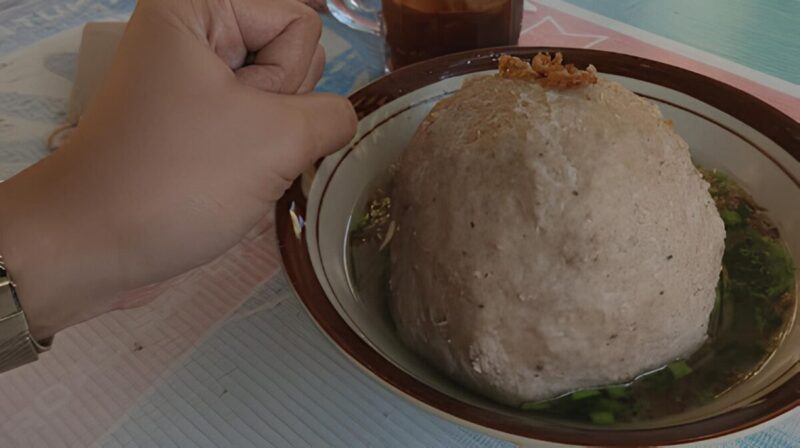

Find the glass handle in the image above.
[{"left": 326, "top": 0, "right": 382, "bottom": 35}]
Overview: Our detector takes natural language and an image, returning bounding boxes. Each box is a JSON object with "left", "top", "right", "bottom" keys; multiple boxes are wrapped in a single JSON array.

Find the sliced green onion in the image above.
[
  {"left": 590, "top": 411, "right": 615, "bottom": 425},
  {"left": 571, "top": 389, "right": 601, "bottom": 400},
  {"left": 606, "top": 385, "right": 627, "bottom": 399},
  {"left": 668, "top": 360, "right": 693, "bottom": 379},
  {"left": 352, "top": 212, "right": 370, "bottom": 232},
  {"left": 520, "top": 401, "right": 551, "bottom": 411},
  {"left": 719, "top": 209, "right": 742, "bottom": 227}
]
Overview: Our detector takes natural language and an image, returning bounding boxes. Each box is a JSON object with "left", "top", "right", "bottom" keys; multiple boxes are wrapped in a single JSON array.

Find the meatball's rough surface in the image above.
[{"left": 389, "top": 74, "right": 725, "bottom": 406}]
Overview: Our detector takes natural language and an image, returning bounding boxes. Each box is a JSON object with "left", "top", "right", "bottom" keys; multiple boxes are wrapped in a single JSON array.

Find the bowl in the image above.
[{"left": 276, "top": 47, "right": 799, "bottom": 446}]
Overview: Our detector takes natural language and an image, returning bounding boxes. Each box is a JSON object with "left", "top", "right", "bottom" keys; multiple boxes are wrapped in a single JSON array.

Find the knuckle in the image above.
[
  {"left": 297, "top": 4, "right": 323, "bottom": 38},
  {"left": 263, "top": 67, "right": 287, "bottom": 92},
  {"left": 237, "top": 66, "right": 286, "bottom": 93}
]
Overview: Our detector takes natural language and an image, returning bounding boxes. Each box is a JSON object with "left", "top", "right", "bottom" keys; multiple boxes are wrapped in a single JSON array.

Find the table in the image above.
[{"left": 0, "top": 1, "right": 797, "bottom": 447}]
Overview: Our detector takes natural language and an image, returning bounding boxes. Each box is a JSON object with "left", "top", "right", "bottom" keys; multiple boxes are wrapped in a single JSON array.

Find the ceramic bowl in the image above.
[{"left": 277, "top": 47, "right": 799, "bottom": 447}]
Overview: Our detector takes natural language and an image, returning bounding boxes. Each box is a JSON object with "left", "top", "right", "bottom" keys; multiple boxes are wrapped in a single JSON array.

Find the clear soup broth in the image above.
[{"left": 347, "top": 168, "right": 796, "bottom": 426}]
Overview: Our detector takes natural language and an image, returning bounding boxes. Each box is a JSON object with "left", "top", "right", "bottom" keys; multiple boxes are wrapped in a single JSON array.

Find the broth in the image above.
[{"left": 347, "top": 169, "right": 796, "bottom": 425}]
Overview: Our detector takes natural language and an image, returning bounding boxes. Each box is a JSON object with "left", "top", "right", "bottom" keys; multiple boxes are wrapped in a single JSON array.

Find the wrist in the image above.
[
  {"left": 0, "top": 178, "right": 61, "bottom": 340},
  {"left": 0, "top": 157, "right": 120, "bottom": 340}
]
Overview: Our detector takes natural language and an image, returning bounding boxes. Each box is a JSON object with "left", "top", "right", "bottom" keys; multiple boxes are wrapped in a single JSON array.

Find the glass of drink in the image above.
[{"left": 326, "top": 0, "right": 524, "bottom": 69}]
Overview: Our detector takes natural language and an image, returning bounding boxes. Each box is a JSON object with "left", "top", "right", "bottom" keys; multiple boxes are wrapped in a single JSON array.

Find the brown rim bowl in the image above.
[{"left": 277, "top": 47, "right": 800, "bottom": 447}]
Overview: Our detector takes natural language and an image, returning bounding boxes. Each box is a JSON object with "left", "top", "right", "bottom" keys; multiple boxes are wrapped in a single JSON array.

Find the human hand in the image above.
[
  {"left": 301, "top": 0, "right": 328, "bottom": 11},
  {"left": 0, "top": 0, "right": 356, "bottom": 340}
]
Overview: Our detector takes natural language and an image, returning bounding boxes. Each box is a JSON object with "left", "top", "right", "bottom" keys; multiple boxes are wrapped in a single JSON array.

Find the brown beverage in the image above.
[{"left": 382, "top": 0, "right": 524, "bottom": 69}]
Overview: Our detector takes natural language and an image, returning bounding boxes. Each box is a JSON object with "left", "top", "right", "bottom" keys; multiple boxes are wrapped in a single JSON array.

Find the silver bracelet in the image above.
[{"left": 0, "top": 255, "right": 52, "bottom": 374}]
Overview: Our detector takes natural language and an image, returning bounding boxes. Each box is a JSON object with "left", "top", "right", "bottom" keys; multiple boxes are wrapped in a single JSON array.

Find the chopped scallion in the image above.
[
  {"left": 606, "top": 385, "right": 627, "bottom": 399},
  {"left": 590, "top": 411, "right": 615, "bottom": 425},
  {"left": 668, "top": 360, "right": 692, "bottom": 379},
  {"left": 520, "top": 401, "right": 551, "bottom": 411},
  {"left": 570, "top": 389, "right": 601, "bottom": 400}
]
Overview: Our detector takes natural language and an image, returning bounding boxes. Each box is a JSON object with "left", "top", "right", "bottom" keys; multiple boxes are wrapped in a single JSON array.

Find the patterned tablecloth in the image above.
[{"left": 0, "top": 1, "right": 797, "bottom": 446}]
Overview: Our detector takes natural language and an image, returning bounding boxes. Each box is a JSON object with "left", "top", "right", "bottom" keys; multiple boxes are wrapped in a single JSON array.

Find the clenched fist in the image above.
[{"left": 0, "top": 0, "right": 356, "bottom": 340}]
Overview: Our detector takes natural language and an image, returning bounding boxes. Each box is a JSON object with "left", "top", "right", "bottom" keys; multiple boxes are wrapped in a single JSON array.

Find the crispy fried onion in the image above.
[{"left": 498, "top": 53, "right": 597, "bottom": 89}]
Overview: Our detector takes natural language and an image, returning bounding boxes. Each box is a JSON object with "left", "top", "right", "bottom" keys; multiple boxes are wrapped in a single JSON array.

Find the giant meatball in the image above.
[{"left": 389, "top": 72, "right": 725, "bottom": 406}]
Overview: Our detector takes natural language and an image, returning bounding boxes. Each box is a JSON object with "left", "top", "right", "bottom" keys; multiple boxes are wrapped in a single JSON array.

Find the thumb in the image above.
[{"left": 278, "top": 92, "right": 358, "bottom": 173}]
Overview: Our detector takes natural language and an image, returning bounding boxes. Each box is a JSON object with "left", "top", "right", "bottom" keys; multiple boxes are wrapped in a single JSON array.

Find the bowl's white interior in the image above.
[{"left": 306, "top": 72, "right": 800, "bottom": 429}]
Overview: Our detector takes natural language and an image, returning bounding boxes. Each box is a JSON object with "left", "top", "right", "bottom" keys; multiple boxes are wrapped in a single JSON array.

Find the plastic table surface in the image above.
[{"left": 0, "top": 1, "right": 797, "bottom": 447}]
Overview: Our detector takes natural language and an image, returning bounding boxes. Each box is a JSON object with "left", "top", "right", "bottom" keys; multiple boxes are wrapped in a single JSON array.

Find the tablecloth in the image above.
[{"left": 0, "top": 0, "right": 797, "bottom": 446}]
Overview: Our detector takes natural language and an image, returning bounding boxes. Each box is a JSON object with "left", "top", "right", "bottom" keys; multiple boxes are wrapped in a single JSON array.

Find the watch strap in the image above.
[{"left": 0, "top": 257, "right": 51, "bottom": 373}]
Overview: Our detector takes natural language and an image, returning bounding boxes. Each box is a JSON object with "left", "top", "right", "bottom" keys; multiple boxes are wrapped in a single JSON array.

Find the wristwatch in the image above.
[{"left": 0, "top": 256, "right": 52, "bottom": 373}]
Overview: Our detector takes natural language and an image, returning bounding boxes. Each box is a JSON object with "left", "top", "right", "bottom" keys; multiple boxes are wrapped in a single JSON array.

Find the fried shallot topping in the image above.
[{"left": 498, "top": 53, "right": 598, "bottom": 89}]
